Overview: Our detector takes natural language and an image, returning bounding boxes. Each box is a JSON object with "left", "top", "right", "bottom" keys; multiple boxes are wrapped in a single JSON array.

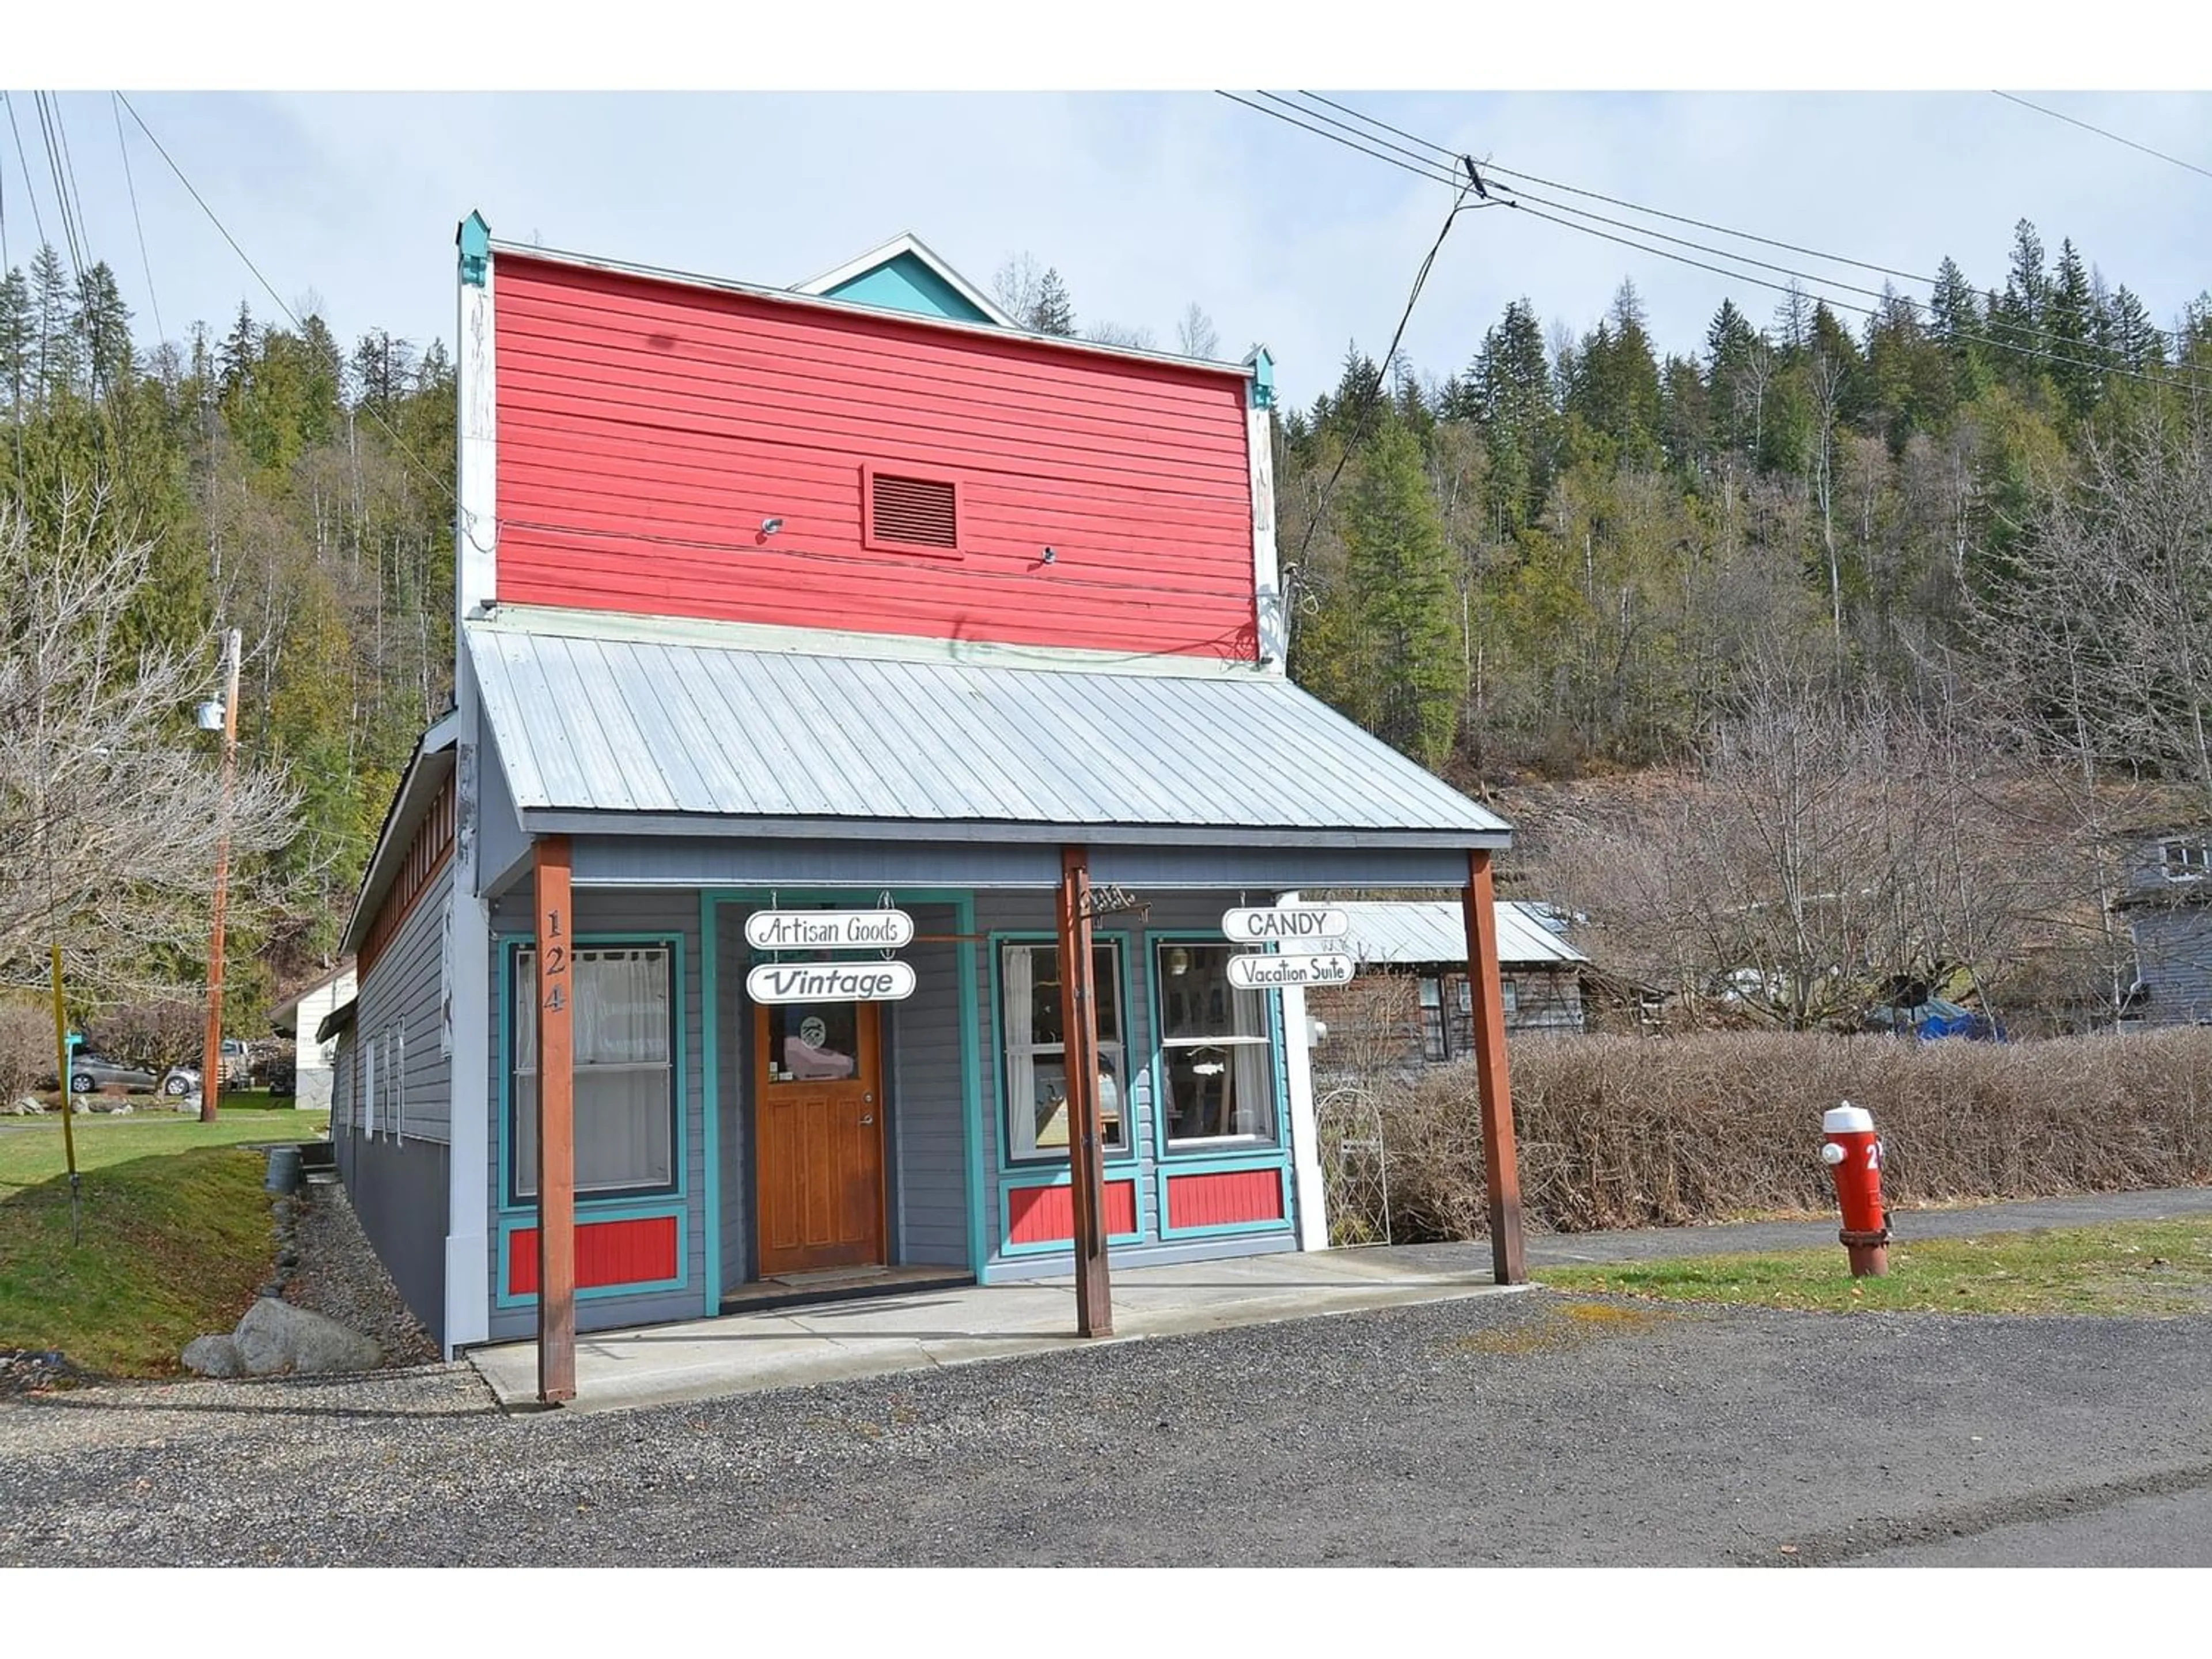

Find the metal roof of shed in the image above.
[
  {"left": 1334, "top": 900, "right": 1588, "bottom": 967},
  {"left": 467, "top": 612, "right": 1510, "bottom": 848}
]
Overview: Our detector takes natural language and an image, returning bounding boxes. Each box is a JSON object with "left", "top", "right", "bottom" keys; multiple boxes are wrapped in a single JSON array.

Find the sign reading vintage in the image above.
[
  {"left": 745, "top": 961, "right": 918, "bottom": 1004},
  {"left": 1220, "top": 905, "right": 1350, "bottom": 952},
  {"left": 1224, "top": 952, "right": 1357, "bottom": 990},
  {"left": 744, "top": 909, "right": 915, "bottom": 951}
]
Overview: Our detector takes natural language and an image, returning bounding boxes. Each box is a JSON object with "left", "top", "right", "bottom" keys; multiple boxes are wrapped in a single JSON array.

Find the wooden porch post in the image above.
[
  {"left": 1056, "top": 845, "right": 1113, "bottom": 1336},
  {"left": 1462, "top": 849, "right": 1527, "bottom": 1285},
  {"left": 535, "top": 836, "right": 577, "bottom": 1404}
]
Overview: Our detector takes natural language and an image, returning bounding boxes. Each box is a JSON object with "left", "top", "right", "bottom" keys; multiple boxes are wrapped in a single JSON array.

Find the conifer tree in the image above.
[
  {"left": 1029, "top": 268, "right": 1075, "bottom": 337},
  {"left": 1340, "top": 416, "right": 1461, "bottom": 767}
]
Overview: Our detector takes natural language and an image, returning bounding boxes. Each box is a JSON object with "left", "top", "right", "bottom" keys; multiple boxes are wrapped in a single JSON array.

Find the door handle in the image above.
[{"left": 859, "top": 1113, "right": 875, "bottom": 1125}]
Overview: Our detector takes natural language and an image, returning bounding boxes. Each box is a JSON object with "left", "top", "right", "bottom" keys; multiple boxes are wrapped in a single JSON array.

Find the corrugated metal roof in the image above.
[
  {"left": 1334, "top": 900, "right": 1588, "bottom": 967},
  {"left": 467, "top": 618, "right": 1509, "bottom": 843}
]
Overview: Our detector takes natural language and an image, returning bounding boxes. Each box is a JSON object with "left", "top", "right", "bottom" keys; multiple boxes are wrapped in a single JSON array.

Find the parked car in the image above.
[
  {"left": 40, "top": 1053, "right": 192, "bottom": 1095},
  {"left": 161, "top": 1065, "right": 201, "bottom": 1098}
]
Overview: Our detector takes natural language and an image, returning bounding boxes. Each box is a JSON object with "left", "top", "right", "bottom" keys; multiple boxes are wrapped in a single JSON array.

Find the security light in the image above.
[
  {"left": 760, "top": 517, "right": 785, "bottom": 536},
  {"left": 194, "top": 700, "right": 226, "bottom": 732}
]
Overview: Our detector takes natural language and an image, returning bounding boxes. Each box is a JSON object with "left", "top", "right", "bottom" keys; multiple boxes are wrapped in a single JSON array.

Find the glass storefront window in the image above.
[
  {"left": 1001, "top": 941, "right": 1125, "bottom": 1162},
  {"left": 1155, "top": 941, "right": 1275, "bottom": 1149}
]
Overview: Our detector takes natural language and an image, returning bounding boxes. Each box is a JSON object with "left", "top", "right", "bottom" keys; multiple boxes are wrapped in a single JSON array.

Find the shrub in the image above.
[
  {"left": 82, "top": 999, "right": 203, "bottom": 1073},
  {"left": 0, "top": 999, "right": 52, "bottom": 1103},
  {"left": 1329, "top": 1028, "right": 2212, "bottom": 1241}
]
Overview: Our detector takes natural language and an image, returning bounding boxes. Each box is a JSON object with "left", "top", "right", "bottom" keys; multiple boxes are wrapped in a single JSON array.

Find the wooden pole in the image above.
[
  {"left": 535, "top": 836, "right": 577, "bottom": 1404},
  {"left": 200, "top": 628, "right": 240, "bottom": 1123},
  {"left": 1462, "top": 849, "right": 1527, "bottom": 1285},
  {"left": 1056, "top": 846, "right": 1112, "bottom": 1336},
  {"left": 50, "top": 942, "right": 81, "bottom": 1243}
]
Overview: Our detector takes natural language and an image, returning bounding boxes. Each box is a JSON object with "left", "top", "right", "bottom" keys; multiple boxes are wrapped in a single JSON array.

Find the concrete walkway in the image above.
[
  {"left": 467, "top": 1243, "right": 1525, "bottom": 1413},
  {"left": 1527, "top": 1184, "right": 2212, "bottom": 1266}
]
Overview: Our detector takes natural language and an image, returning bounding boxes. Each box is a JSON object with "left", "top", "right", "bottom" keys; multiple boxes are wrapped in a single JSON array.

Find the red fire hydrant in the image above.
[{"left": 1821, "top": 1102, "right": 1889, "bottom": 1277}]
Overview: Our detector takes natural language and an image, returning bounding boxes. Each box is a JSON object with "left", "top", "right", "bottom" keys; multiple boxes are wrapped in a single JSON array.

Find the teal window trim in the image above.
[
  {"left": 1154, "top": 1154, "right": 1297, "bottom": 1243},
  {"left": 697, "top": 888, "right": 986, "bottom": 1290},
  {"left": 497, "top": 930, "right": 688, "bottom": 1217},
  {"left": 987, "top": 929, "right": 1141, "bottom": 1177},
  {"left": 494, "top": 1203, "right": 689, "bottom": 1309},
  {"left": 996, "top": 1166, "right": 1148, "bottom": 1259},
  {"left": 1143, "top": 929, "right": 1289, "bottom": 1164}
]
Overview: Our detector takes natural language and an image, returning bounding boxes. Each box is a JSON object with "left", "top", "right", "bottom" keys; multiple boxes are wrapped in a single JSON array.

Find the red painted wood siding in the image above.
[
  {"left": 1006, "top": 1178, "right": 1139, "bottom": 1246},
  {"left": 494, "top": 256, "right": 1260, "bottom": 659},
  {"left": 508, "top": 1215, "right": 680, "bottom": 1294},
  {"left": 1165, "top": 1169, "right": 1285, "bottom": 1230}
]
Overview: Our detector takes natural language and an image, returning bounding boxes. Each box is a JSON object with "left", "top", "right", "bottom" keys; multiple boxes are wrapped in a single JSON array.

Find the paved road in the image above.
[
  {"left": 1527, "top": 1184, "right": 2212, "bottom": 1265},
  {"left": 5, "top": 1284, "right": 2209, "bottom": 1567}
]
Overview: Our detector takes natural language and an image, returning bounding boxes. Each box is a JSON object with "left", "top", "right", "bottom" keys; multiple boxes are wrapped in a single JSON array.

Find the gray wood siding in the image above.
[
  {"left": 2129, "top": 907, "right": 2212, "bottom": 1026},
  {"left": 343, "top": 1134, "right": 450, "bottom": 1339},
  {"left": 714, "top": 903, "right": 751, "bottom": 1289},
  {"left": 355, "top": 858, "right": 455, "bottom": 1145},
  {"left": 888, "top": 903, "right": 968, "bottom": 1266},
  {"left": 484, "top": 885, "right": 709, "bottom": 1342}
]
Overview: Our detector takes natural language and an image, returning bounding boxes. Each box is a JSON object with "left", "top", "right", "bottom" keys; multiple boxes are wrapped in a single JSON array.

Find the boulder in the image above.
[
  {"left": 233, "top": 1297, "right": 381, "bottom": 1376},
  {"left": 181, "top": 1334, "right": 244, "bottom": 1378}
]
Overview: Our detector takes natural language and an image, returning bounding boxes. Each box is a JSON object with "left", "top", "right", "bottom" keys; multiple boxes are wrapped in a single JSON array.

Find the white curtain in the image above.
[
  {"left": 513, "top": 947, "right": 673, "bottom": 1196},
  {"left": 1229, "top": 983, "right": 1272, "bottom": 1137}
]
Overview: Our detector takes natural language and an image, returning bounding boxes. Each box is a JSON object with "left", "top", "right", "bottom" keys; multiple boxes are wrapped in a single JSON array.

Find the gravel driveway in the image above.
[{"left": 5, "top": 1288, "right": 2209, "bottom": 1566}]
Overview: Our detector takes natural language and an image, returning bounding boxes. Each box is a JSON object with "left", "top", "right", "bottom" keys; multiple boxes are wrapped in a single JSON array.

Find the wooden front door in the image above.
[{"left": 755, "top": 999, "right": 885, "bottom": 1276}]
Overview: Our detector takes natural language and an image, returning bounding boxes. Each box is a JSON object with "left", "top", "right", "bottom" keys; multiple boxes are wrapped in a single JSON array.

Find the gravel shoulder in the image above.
[{"left": 4, "top": 1286, "right": 2209, "bottom": 1567}]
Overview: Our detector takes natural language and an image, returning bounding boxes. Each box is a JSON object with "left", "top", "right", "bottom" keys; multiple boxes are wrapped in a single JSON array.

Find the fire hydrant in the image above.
[{"left": 1820, "top": 1102, "right": 1889, "bottom": 1277}]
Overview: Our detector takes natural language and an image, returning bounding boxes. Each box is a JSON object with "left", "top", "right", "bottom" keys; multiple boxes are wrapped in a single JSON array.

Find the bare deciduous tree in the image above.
[
  {"left": 1532, "top": 653, "right": 2082, "bottom": 1030},
  {"left": 1175, "top": 302, "right": 1220, "bottom": 361},
  {"left": 0, "top": 491, "right": 303, "bottom": 1002}
]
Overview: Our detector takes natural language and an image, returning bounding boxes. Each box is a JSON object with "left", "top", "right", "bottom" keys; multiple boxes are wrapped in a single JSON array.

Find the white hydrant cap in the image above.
[{"left": 1824, "top": 1103, "right": 1874, "bottom": 1134}]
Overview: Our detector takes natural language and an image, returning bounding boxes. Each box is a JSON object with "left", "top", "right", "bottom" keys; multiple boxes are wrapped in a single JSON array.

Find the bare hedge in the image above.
[
  {"left": 1335, "top": 1028, "right": 2212, "bottom": 1241},
  {"left": 0, "top": 1000, "right": 53, "bottom": 1104}
]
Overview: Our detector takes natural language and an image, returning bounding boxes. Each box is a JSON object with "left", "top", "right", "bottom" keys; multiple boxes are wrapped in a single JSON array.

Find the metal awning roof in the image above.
[
  {"left": 467, "top": 615, "right": 1510, "bottom": 849},
  {"left": 1334, "top": 900, "right": 1588, "bottom": 967}
]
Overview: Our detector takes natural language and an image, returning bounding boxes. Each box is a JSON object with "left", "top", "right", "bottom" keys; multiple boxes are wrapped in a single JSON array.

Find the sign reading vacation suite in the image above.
[
  {"left": 745, "top": 960, "right": 918, "bottom": 1003},
  {"left": 1221, "top": 905, "right": 1350, "bottom": 950},
  {"left": 1224, "top": 952, "right": 1356, "bottom": 990},
  {"left": 745, "top": 909, "right": 916, "bottom": 950}
]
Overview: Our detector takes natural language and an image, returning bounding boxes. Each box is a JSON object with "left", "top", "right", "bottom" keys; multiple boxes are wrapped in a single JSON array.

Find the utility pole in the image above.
[{"left": 200, "top": 628, "right": 241, "bottom": 1123}]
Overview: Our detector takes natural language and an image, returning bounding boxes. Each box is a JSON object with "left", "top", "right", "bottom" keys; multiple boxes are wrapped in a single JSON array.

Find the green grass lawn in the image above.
[
  {"left": 1534, "top": 1218, "right": 2212, "bottom": 1318},
  {"left": 0, "top": 1111, "right": 328, "bottom": 1377}
]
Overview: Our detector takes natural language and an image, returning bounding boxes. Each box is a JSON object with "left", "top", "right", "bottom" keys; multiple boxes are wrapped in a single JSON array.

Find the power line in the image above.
[
  {"left": 1282, "top": 157, "right": 1486, "bottom": 616},
  {"left": 1215, "top": 92, "right": 1465, "bottom": 192},
  {"left": 1993, "top": 90, "right": 2212, "bottom": 185},
  {"left": 47, "top": 93, "right": 95, "bottom": 274},
  {"left": 1250, "top": 93, "right": 2207, "bottom": 398},
  {"left": 110, "top": 93, "right": 165, "bottom": 345},
  {"left": 1289, "top": 90, "right": 2194, "bottom": 372},
  {"left": 1298, "top": 90, "right": 1940, "bottom": 288},
  {"left": 114, "top": 93, "right": 457, "bottom": 509},
  {"left": 1507, "top": 198, "right": 2203, "bottom": 396},
  {"left": 1, "top": 94, "right": 49, "bottom": 253}
]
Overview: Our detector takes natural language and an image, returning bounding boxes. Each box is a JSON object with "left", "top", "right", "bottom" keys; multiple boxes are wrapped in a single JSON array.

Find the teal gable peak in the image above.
[
  {"left": 792, "top": 232, "right": 1021, "bottom": 330},
  {"left": 457, "top": 211, "right": 491, "bottom": 287},
  {"left": 821, "top": 252, "right": 995, "bottom": 325}
]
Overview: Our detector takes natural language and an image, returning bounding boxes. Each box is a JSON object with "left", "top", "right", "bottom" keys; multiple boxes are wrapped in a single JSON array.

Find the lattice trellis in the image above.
[{"left": 1316, "top": 1084, "right": 1393, "bottom": 1247}]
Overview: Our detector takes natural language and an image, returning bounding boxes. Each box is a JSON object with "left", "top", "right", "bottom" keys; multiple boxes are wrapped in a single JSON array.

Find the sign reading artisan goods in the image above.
[
  {"left": 745, "top": 909, "right": 915, "bottom": 951},
  {"left": 1224, "top": 952, "right": 1357, "bottom": 990},
  {"left": 746, "top": 961, "right": 918, "bottom": 1004},
  {"left": 1220, "top": 905, "right": 1350, "bottom": 950}
]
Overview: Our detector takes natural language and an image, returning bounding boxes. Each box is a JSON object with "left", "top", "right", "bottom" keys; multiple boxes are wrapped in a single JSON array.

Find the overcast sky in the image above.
[{"left": 6, "top": 45, "right": 2208, "bottom": 408}]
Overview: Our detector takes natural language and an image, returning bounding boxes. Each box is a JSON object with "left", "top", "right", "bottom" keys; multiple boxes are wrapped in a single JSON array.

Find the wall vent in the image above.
[{"left": 865, "top": 466, "right": 961, "bottom": 554}]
